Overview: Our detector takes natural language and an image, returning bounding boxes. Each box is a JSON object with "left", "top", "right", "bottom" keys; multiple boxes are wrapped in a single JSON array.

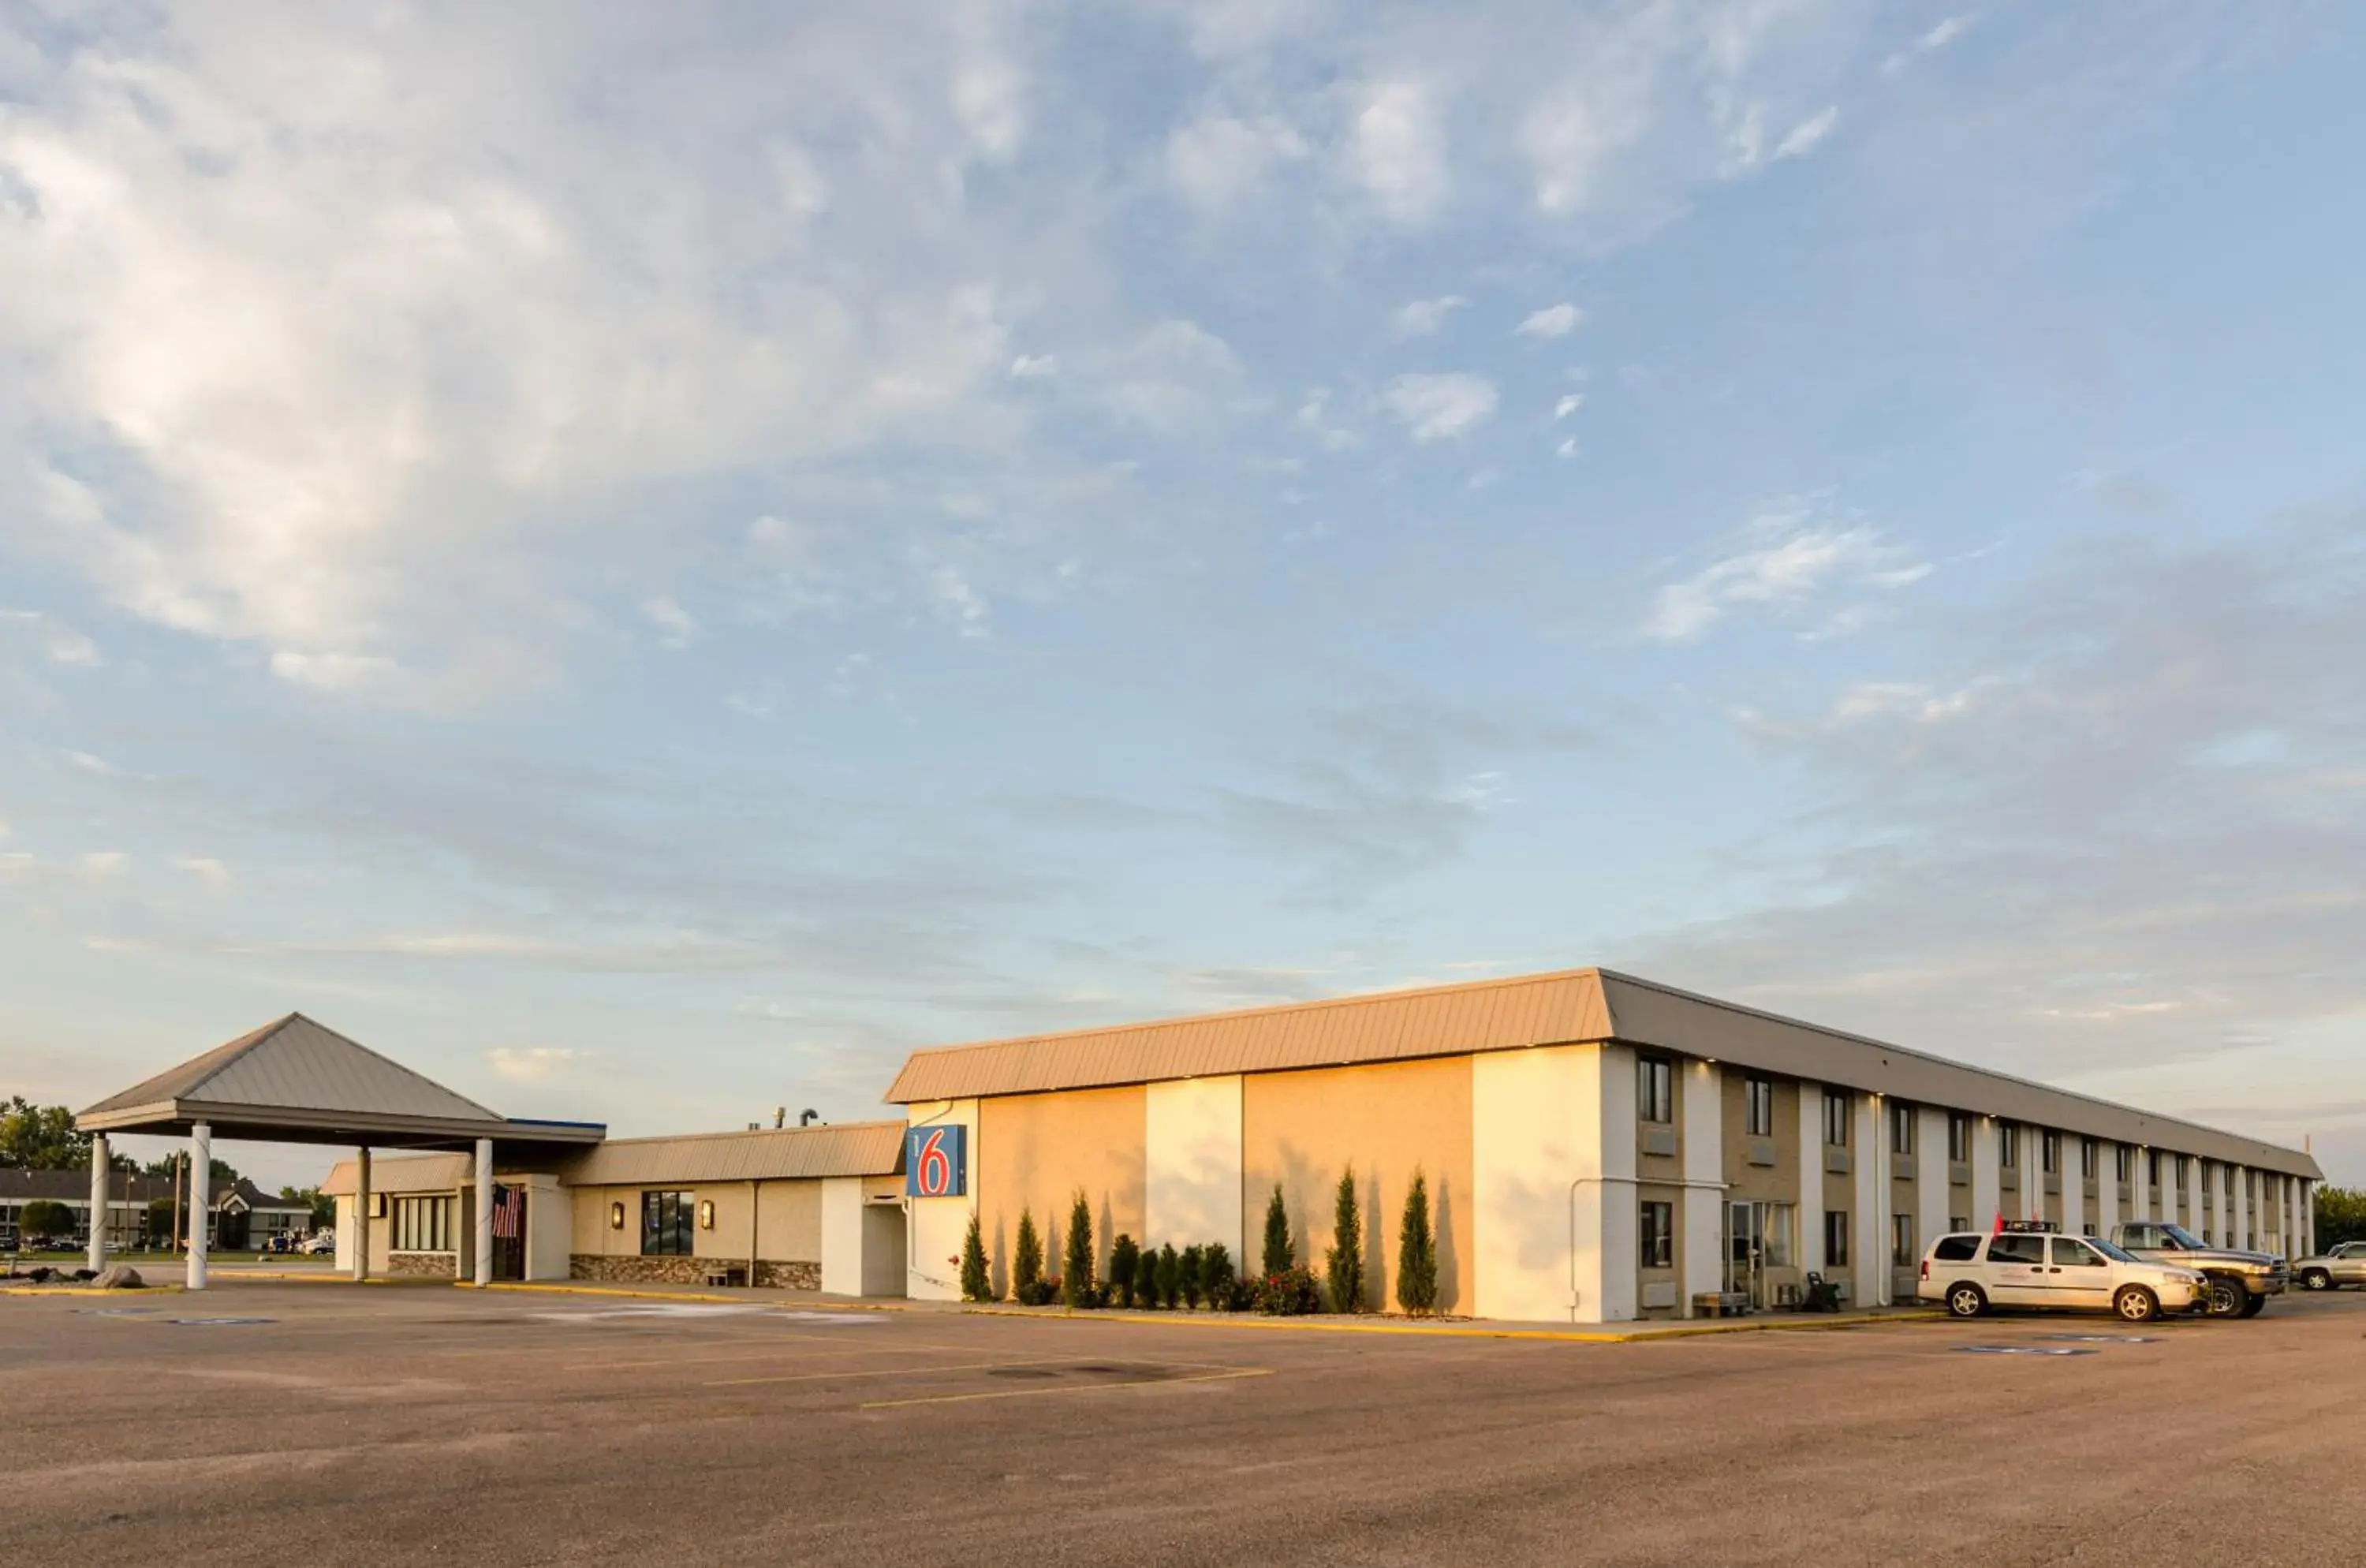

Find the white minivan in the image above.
[{"left": 1917, "top": 1225, "right": 2207, "bottom": 1323}]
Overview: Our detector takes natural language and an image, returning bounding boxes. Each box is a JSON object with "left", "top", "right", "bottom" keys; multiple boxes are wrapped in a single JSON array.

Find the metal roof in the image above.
[
  {"left": 557, "top": 1122, "right": 906, "bottom": 1185},
  {"left": 75, "top": 1014, "right": 606, "bottom": 1149},
  {"left": 320, "top": 1153, "right": 473, "bottom": 1197},
  {"left": 884, "top": 966, "right": 2323, "bottom": 1180}
]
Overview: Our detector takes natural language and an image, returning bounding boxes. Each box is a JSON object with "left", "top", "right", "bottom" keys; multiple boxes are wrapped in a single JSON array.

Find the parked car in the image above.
[
  {"left": 1919, "top": 1223, "right": 2206, "bottom": 1323},
  {"left": 2110, "top": 1222, "right": 2286, "bottom": 1317},
  {"left": 2292, "top": 1241, "right": 2366, "bottom": 1292},
  {"left": 300, "top": 1230, "right": 334, "bottom": 1255}
]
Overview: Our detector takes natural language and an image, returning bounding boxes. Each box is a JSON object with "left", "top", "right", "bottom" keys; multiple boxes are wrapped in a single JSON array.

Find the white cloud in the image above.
[
  {"left": 1293, "top": 390, "right": 1361, "bottom": 452},
  {"left": 1007, "top": 354, "right": 1058, "bottom": 379},
  {"left": 1390, "top": 295, "right": 1466, "bottom": 339},
  {"left": 0, "top": 609, "right": 101, "bottom": 666},
  {"left": 1883, "top": 15, "right": 1973, "bottom": 75},
  {"left": 64, "top": 749, "right": 115, "bottom": 776},
  {"left": 1515, "top": 302, "right": 1584, "bottom": 339},
  {"left": 1350, "top": 80, "right": 1449, "bottom": 224},
  {"left": 1093, "top": 319, "right": 1247, "bottom": 433},
  {"left": 269, "top": 649, "right": 400, "bottom": 693},
  {"left": 930, "top": 566, "right": 990, "bottom": 639},
  {"left": 1556, "top": 437, "right": 1578, "bottom": 458},
  {"left": 640, "top": 595, "right": 699, "bottom": 650},
  {"left": 487, "top": 1046, "right": 579, "bottom": 1084},
  {"left": 1383, "top": 373, "right": 1498, "bottom": 442},
  {"left": 1166, "top": 110, "right": 1308, "bottom": 212},
  {"left": 1644, "top": 503, "right": 1929, "bottom": 642},
  {"left": 1774, "top": 106, "right": 1840, "bottom": 162},
  {"left": 170, "top": 855, "right": 233, "bottom": 889},
  {"left": 1554, "top": 394, "right": 1585, "bottom": 420}
]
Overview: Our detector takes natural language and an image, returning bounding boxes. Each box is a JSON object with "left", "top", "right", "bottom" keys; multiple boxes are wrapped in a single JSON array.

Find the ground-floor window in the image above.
[
  {"left": 642, "top": 1190, "right": 694, "bottom": 1256},
  {"left": 1950, "top": 1214, "right": 1970, "bottom": 1233},
  {"left": 1763, "top": 1203, "right": 1794, "bottom": 1267},
  {"left": 1638, "top": 1200, "right": 1673, "bottom": 1269},
  {"left": 1890, "top": 1214, "right": 1915, "bottom": 1267},
  {"left": 392, "top": 1196, "right": 453, "bottom": 1253},
  {"left": 1823, "top": 1210, "right": 1849, "bottom": 1268}
]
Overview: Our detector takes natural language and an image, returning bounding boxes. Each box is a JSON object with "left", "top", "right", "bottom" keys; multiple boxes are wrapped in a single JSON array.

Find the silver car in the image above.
[{"left": 2293, "top": 1241, "right": 2366, "bottom": 1292}]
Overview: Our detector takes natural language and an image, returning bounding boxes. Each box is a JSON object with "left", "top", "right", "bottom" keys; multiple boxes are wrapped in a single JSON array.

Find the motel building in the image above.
[{"left": 77, "top": 970, "right": 2323, "bottom": 1321}]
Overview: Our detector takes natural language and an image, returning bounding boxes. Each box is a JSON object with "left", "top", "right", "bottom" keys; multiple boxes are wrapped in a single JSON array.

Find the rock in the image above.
[
  {"left": 91, "top": 1265, "right": 146, "bottom": 1290},
  {"left": 27, "top": 1266, "right": 56, "bottom": 1283},
  {"left": 72, "top": 1267, "right": 98, "bottom": 1282}
]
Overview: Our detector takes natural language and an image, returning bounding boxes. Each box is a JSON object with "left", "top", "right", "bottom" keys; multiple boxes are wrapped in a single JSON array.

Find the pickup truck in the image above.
[{"left": 2112, "top": 1222, "right": 2286, "bottom": 1317}]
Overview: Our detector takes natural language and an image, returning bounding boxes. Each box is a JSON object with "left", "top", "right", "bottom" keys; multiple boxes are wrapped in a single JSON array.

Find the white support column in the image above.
[
  {"left": 185, "top": 1122, "right": 211, "bottom": 1290},
  {"left": 1680, "top": 1060, "right": 1722, "bottom": 1318},
  {"left": 2133, "top": 1147, "right": 2152, "bottom": 1222},
  {"left": 2022, "top": 1125, "right": 2043, "bottom": 1222},
  {"left": 87, "top": 1133, "right": 110, "bottom": 1273},
  {"left": 2095, "top": 1142, "right": 2117, "bottom": 1238},
  {"left": 1916, "top": 1107, "right": 1948, "bottom": 1251},
  {"left": 2063, "top": 1143, "right": 2084, "bottom": 1238},
  {"left": 474, "top": 1139, "right": 495, "bottom": 1286},
  {"left": 2184, "top": 1155, "right": 2203, "bottom": 1238},
  {"left": 2302, "top": 1179, "right": 2315, "bottom": 1256},
  {"left": 1797, "top": 1082, "right": 1825, "bottom": 1277},
  {"left": 1972, "top": 1115, "right": 2000, "bottom": 1233},
  {"left": 2234, "top": 1167, "right": 2249, "bottom": 1250},
  {"left": 352, "top": 1146, "right": 372, "bottom": 1283},
  {"left": 1854, "top": 1095, "right": 1884, "bottom": 1306}
]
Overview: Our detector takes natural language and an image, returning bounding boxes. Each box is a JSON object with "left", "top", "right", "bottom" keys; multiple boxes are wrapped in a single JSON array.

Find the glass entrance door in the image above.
[{"left": 1726, "top": 1201, "right": 1766, "bottom": 1306}]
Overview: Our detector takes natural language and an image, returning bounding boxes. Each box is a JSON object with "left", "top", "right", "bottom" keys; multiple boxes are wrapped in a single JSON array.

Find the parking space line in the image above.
[{"left": 861, "top": 1365, "right": 1273, "bottom": 1409}]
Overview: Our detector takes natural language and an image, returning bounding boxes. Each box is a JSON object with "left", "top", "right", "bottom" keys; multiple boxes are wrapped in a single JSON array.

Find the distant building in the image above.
[{"left": 0, "top": 1169, "right": 313, "bottom": 1251}]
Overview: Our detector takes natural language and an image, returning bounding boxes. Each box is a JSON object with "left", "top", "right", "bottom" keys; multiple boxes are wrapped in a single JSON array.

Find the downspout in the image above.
[{"left": 748, "top": 1180, "right": 759, "bottom": 1289}]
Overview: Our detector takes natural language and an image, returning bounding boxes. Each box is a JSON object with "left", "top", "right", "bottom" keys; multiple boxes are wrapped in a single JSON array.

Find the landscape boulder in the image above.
[{"left": 91, "top": 1265, "right": 146, "bottom": 1290}]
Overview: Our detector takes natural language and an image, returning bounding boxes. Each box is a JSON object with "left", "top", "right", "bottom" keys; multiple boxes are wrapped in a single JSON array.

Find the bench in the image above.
[{"left": 703, "top": 1265, "right": 748, "bottom": 1288}]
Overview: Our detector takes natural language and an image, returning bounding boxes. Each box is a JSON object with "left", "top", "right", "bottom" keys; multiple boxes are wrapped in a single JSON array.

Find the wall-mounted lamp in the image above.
[
  {"left": 698, "top": 1200, "right": 716, "bottom": 1230},
  {"left": 608, "top": 1201, "right": 625, "bottom": 1230}
]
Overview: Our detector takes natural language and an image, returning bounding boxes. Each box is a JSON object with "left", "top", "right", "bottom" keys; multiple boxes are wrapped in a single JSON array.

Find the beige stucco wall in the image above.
[
  {"left": 1244, "top": 1055, "right": 1475, "bottom": 1312},
  {"left": 565, "top": 1180, "right": 824, "bottom": 1264},
  {"left": 979, "top": 1085, "right": 1146, "bottom": 1289}
]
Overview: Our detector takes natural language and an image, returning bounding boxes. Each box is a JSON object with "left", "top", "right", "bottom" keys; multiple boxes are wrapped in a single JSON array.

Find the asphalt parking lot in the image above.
[{"left": 4, "top": 1284, "right": 2360, "bottom": 1566}]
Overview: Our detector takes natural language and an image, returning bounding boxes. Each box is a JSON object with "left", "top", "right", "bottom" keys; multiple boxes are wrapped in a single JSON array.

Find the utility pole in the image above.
[{"left": 168, "top": 1151, "right": 184, "bottom": 1257}]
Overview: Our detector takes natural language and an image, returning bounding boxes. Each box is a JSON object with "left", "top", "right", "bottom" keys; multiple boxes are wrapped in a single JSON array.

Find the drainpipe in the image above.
[{"left": 748, "top": 1180, "right": 760, "bottom": 1289}]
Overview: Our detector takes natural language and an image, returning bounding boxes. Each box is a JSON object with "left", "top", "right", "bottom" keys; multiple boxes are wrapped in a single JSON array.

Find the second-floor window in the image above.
[
  {"left": 1637, "top": 1057, "right": 1673, "bottom": 1124},
  {"left": 2081, "top": 1137, "right": 2098, "bottom": 1180},
  {"left": 1947, "top": 1113, "right": 1972, "bottom": 1163},
  {"left": 1744, "top": 1077, "right": 1775, "bottom": 1137},
  {"left": 1998, "top": 1123, "right": 2020, "bottom": 1169},
  {"left": 2042, "top": 1130, "right": 2060, "bottom": 1175},
  {"left": 1823, "top": 1089, "right": 1850, "bottom": 1148},
  {"left": 1888, "top": 1102, "right": 1915, "bottom": 1155},
  {"left": 2117, "top": 1144, "right": 2133, "bottom": 1183}
]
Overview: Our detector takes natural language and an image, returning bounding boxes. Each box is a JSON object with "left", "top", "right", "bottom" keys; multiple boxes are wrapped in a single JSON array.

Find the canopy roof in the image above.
[{"left": 76, "top": 1013, "right": 606, "bottom": 1153}]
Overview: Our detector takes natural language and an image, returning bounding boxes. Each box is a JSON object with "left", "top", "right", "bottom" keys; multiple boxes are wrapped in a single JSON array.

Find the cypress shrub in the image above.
[
  {"left": 1325, "top": 1167, "right": 1364, "bottom": 1312},
  {"left": 1133, "top": 1245, "right": 1161, "bottom": 1309},
  {"left": 1202, "top": 1241, "right": 1237, "bottom": 1309},
  {"left": 1062, "top": 1190, "right": 1095, "bottom": 1309},
  {"left": 1395, "top": 1168, "right": 1439, "bottom": 1316},
  {"left": 959, "top": 1211, "right": 992, "bottom": 1303},
  {"left": 1013, "top": 1207, "right": 1043, "bottom": 1302},
  {"left": 1155, "top": 1243, "right": 1181, "bottom": 1309},
  {"left": 1110, "top": 1234, "right": 1140, "bottom": 1308},
  {"left": 1179, "top": 1245, "right": 1205, "bottom": 1309},
  {"left": 1261, "top": 1184, "right": 1294, "bottom": 1276}
]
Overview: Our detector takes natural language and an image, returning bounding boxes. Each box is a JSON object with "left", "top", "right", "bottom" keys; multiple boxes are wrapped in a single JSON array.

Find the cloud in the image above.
[
  {"left": 1883, "top": 15, "right": 1973, "bottom": 75},
  {"left": 269, "top": 649, "right": 400, "bottom": 694},
  {"left": 1515, "top": 302, "right": 1584, "bottom": 339},
  {"left": 1390, "top": 296, "right": 1466, "bottom": 339},
  {"left": 640, "top": 595, "right": 699, "bottom": 650},
  {"left": 1644, "top": 502, "right": 1929, "bottom": 641},
  {"left": 487, "top": 1046, "right": 579, "bottom": 1084},
  {"left": 1166, "top": 110, "right": 1308, "bottom": 212},
  {"left": 1774, "top": 106, "right": 1840, "bottom": 161},
  {"left": 1350, "top": 80, "right": 1450, "bottom": 224},
  {"left": 1007, "top": 354, "right": 1058, "bottom": 380},
  {"left": 170, "top": 855, "right": 232, "bottom": 890},
  {"left": 0, "top": 610, "right": 101, "bottom": 666},
  {"left": 1554, "top": 394, "right": 1584, "bottom": 420},
  {"left": 1383, "top": 373, "right": 1498, "bottom": 442}
]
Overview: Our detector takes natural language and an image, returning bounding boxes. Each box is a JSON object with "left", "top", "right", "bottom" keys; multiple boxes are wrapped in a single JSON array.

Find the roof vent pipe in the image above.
[
  {"left": 799, "top": 1108, "right": 820, "bottom": 1127},
  {"left": 772, "top": 1107, "right": 786, "bottom": 1129}
]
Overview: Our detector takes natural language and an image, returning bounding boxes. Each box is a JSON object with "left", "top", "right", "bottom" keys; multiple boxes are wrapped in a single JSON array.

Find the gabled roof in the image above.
[
  {"left": 883, "top": 966, "right": 2323, "bottom": 1180},
  {"left": 76, "top": 1014, "right": 603, "bottom": 1150}
]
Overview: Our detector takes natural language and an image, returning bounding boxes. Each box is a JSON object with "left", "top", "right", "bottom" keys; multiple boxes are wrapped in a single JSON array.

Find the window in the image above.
[
  {"left": 1745, "top": 1077, "right": 1775, "bottom": 1137},
  {"left": 2148, "top": 1150, "right": 2162, "bottom": 1189},
  {"left": 2224, "top": 1164, "right": 2236, "bottom": 1197},
  {"left": 1763, "top": 1204, "right": 1794, "bottom": 1268},
  {"left": 2174, "top": 1154, "right": 2189, "bottom": 1189},
  {"left": 2122, "top": 1223, "right": 2165, "bottom": 1249},
  {"left": 641, "top": 1190, "right": 694, "bottom": 1256},
  {"left": 1947, "top": 1113, "right": 1972, "bottom": 1163},
  {"left": 1950, "top": 1214, "right": 1972, "bottom": 1234},
  {"left": 1986, "top": 1234, "right": 2045, "bottom": 1265},
  {"left": 1890, "top": 1214, "right": 1916, "bottom": 1268},
  {"left": 1933, "top": 1234, "right": 1981, "bottom": 1263},
  {"left": 1637, "top": 1057, "right": 1673, "bottom": 1124},
  {"left": 1823, "top": 1210, "right": 1849, "bottom": 1267},
  {"left": 2041, "top": 1131, "right": 2060, "bottom": 1176},
  {"left": 2081, "top": 1137, "right": 2098, "bottom": 1180},
  {"left": 1823, "top": 1090, "right": 1850, "bottom": 1148},
  {"left": 391, "top": 1195, "right": 453, "bottom": 1253},
  {"left": 1638, "top": 1200, "right": 1674, "bottom": 1269},
  {"left": 1888, "top": 1102, "right": 1916, "bottom": 1156},
  {"left": 1998, "top": 1123, "right": 2019, "bottom": 1169},
  {"left": 2053, "top": 1237, "right": 2105, "bottom": 1269}
]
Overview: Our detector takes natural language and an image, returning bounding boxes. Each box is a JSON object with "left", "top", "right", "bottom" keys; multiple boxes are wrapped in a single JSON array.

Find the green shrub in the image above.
[
  {"left": 1325, "top": 1167, "right": 1365, "bottom": 1313},
  {"left": 1201, "top": 1241, "right": 1237, "bottom": 1309},
  {"left": 1062, "top": 1190, "right": 1095, "bottom": 1309},
  {"left": 19, "top": 1199, "right": 73, "bottom": 1245},
  {"left": 2319, "top": 1187, "right": 2366, "bottom": 1250},
  {"left": 1017, "top": 1274, "right": 1061, "bottom": 1307},
  {"left": 1255, "top": 1266, "right": 1323, "bottom": 1316},
  {"left": 1013, "top": 1207, "right": 1043, "bottom": 1302},
  {"left": 1178, "top": 1244, "right": 1205, "bottom": 1309},
  {"left": 1133, "top": 1246, "right": 1160, "bottom": 1309},
  {"left": 1395, "top": 1168, "right": 1439, "bottom": 1316},
  {"left": 1110, "top": 1234, "right": 1140, "bottom": 1308},
  {"left": 1155, "top": 1243, "right": 1181, "bottom": 1309},
  {"left": 959, "top": 1211, "right": 993, "bottom": 1303},
  {"left": 1261, "top": 1184, "right": 1294, "bottom": 1276}
]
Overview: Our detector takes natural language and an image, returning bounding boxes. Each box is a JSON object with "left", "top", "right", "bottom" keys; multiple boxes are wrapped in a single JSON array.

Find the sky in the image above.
[{"left": 3, "top": 2, "right": 2364, "bottom": 1193}]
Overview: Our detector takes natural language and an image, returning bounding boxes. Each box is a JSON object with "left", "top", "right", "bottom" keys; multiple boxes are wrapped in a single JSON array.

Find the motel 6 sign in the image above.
[{"left": 905, "top": 1124, "right": 967, "bottom": 1198}]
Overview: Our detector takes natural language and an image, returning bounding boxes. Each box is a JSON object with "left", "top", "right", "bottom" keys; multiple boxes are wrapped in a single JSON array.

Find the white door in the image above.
[
  {"left": 2049, "top": 1235, "right": 2114, "bottom": 1309},
  {"left": 1983, "top": 1232, "right": 2049, "bottom": 1305}
]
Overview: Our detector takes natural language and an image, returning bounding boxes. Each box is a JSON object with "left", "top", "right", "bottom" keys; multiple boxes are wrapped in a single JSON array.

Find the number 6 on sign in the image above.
[{"left": 905, "top": 1125, "right": 966, "bottom": 1197}]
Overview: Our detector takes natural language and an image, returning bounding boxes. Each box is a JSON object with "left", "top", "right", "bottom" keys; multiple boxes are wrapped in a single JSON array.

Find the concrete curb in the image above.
[
  {"left": 957, "top": 1304, "right": 1944, "bottom": 1343},
  {"left": 3, "top": 1284, "right": 185, "bottom": 1297}
]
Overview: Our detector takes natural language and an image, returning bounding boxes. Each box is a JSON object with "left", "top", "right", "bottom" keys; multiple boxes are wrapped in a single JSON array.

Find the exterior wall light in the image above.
[
  {"left": 608, "top": 1200, "right": 625, "bottom": 1230},
  {"left": 698, "top": 1200, "right": 716, "bottom": 1230}
]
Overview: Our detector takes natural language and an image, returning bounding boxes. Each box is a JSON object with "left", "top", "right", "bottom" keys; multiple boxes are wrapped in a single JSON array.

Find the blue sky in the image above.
[{"left": 4, "top": 3, "right": 2364, "bottom": 1189}]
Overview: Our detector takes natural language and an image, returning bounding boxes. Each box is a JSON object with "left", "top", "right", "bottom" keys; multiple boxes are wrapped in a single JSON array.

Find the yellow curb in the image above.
[
  {"left": 958, "top": 1304, "right": 1942, "bottom": 1343},
  {"left": 476, "top": 1281, "right": 914, "bottom": 1312},
  {"left": 3, "top": 1285, "right": 185, "bottom": 1297}
]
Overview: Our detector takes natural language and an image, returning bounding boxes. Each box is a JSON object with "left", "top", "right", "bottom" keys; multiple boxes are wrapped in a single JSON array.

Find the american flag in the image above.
[{"left": 491, "top": 1185, "right": 522, "bottom": 1240}]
